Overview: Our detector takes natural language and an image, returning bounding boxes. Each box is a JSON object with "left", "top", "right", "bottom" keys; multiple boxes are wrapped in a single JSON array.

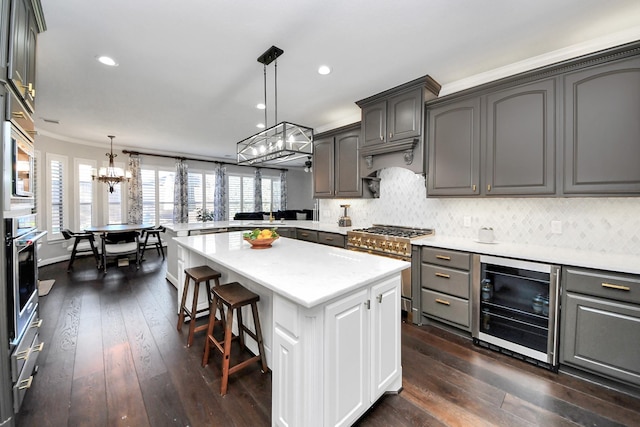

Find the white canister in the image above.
[{"left": 478, "top": 227, "right": 494, "bottom": 243}]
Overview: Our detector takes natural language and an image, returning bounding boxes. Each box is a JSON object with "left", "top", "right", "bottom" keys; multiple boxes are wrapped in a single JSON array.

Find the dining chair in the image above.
[
  {"left": 101, "top": 231, "right": 141, "bottom": 273},
  {"left": 140, "top": 225, "right": 166, "bottom": 260},
  {"left": 61, "top": 229, "right": 100, "bottom": 271}
]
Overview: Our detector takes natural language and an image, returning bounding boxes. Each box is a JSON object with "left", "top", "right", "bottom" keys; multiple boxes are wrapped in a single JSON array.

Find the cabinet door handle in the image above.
[
  {"left": 389, "top": 132, "right": 393, "bottom": 139},
  {"left": 30, "top": 319, "right": 43, "bottom": 329},
  {"left": 377, "top": 294, "right": 383, "bottom": 303},
  {"left": 364, "top": 300, "right": 370, "bottom": 309},
  {"left": 15, "top": 349, "right": 30, "bottom": 361},
  {"left": 435, "top": 272, "right": 450, "bottom": 279},
  {"left": 601, "top": 282, "right": 630, "bottom": 291},
  {"left": 472, "top": 184, "right": 476, "bottom": 192},
  {"left": 325, "top": 237, "right": 334, "bottom": 241},
  {"left": 487, "top": 184, "right": 491, "bottom": 191},
  {"left": 18, "top": 376, "right": 33, "bottom": 390},
  {"left": 435, "top": 298, "right": 450, "bottom": 306},
  {"left": 33, "top": 342, "right": 44, "bottom": 353},
  {"left": 435, "top": 255, "right": 450, "bottom": 261}
]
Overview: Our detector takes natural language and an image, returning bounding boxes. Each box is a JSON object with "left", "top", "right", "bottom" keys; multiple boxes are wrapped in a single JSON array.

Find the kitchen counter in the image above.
[
  {"left": 412, "top": 235, "right": 640, "bottom": 275},
  {"left": 164, "top": 221, "right": 357, "bottom": 288},
  {"left": 174, "top": 232, "right": 408, "bottom": 426},
  {"left": 174, "top": 232, "right": 408, "bottom": 308},
  {"left": 165, "top": 220, "right": 355, "bottom": 235}
]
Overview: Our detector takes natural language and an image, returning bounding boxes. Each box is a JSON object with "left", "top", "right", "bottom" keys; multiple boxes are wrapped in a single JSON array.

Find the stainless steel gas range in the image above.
[{"left": 347, "top": 225, "right": 435, "bottom": 322}]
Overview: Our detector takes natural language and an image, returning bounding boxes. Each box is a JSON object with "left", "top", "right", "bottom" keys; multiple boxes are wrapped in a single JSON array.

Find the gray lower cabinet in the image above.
[
  {"left": 420, "top": 247, "right": 471, "bottom": 331},
  {"left": 318, "top": 231, "right": 345, "bottom": 248},
  {"left": 560, "top": 267, "right": 640, "bottom": 387},
  {"left": 296, "top": 229, "right": 318, "bottom": 243},
  {"left": 313, "top": 123, "right": 362, "bottom": 198},
  {"left": 563, "top": 56, "right": 640, "bottom": 194}
]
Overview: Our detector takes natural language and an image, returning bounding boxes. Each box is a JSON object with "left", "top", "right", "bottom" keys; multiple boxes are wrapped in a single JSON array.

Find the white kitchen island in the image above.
[{"left": 174, "top": 232, "right": 409, "bottom": 427}]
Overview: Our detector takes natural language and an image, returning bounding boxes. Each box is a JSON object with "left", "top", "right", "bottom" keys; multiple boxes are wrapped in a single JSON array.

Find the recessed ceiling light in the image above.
[
  {"left": 97, "top": 55, "right": 118, "bottom": 66},
  {"left": 318, "top": 65, "right": 331, "bottom": 75},
  {"left": 256, "top": 103, "right": 266, "bottom": 110},
  {"left": 257, "top": 123, "right": 265, "bottom": 129}
]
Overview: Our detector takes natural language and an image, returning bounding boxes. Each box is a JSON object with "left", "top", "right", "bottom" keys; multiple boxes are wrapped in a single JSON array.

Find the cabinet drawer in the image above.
[
  {"left": 296, "top": 229, "right": 318, "bottom": 242},
  {"left": 561, "top": 292, "right": 640, "bottom": 386},
  {"left": 318, "top": 232, "right": 345, "bottom": 248},
  {"left": 421, "top": 289, "right": 469, "bottom": 327},
  {"left": 13, "top": 333, "right": 41, "bottom": 413},
  {"left": 421, "top": 247, "right": 470, "bottom": 270},
  {"left": 11, "top": 316, "right": 40, "bottom": 382},
  {"left": 422, "top": 264, "right": 469, "bottom": 299},
  {"left": 565, "top": 267, "right": 640, "bottom": 305}
]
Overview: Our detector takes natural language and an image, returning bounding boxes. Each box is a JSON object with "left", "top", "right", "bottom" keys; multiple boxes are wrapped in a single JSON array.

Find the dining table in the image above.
[
  {"left": 85, "top": 224, "right": 154, "bottom": 270},
  {"left": 85, "top": 223, "right": 154, "bottom": 234}
]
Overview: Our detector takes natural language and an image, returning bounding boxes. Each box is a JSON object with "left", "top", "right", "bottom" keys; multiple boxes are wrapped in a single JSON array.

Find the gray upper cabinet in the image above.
[
  {"left": 426, "top": 43, "right": 640, "bottom": 197},
  {"left": 563, "top": 56, "right": 640, "bottom": 195},
  {"left": 7, "top": 0, "right": 42, "bottom": 113},
  {"left": 313, "top": 136, "right": 334, "bottom": 198},
  {"left": 427, "top": 79, "right": 555, "bottom": 197},
  {"left": 361, "top": 87, "right": 422, "bottom": 147},
  {"left": 427, "top": 97, "right": 480, "bottom": 196},
  {"left": 334, "top": 129, "right": 361, "bottom": 197},
  {"left": 485, "top": 78, "right": 556, "bottom": 195},
  {"left": 361, "top": 100, "right": 386, "bottom": 147},
  {"left": 1, "top": 0, "right": 9, "bottom": 81},
  {"left": 313, "top": 123, "right": 363, "bottom": 198}
]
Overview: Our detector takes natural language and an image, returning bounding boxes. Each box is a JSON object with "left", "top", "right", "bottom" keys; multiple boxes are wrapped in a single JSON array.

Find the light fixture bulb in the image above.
[
  {"left": 257, "top": 123, "right": 265, "bottom": 129},
  {"left": 256, "top": 103, "right": 266, "bottom": 110},
  {"left": 97, "top": 55, "right": 118, "bottom": 66},
  {"left": 318, "top": 65, "right": 331, "bottom": 75}
]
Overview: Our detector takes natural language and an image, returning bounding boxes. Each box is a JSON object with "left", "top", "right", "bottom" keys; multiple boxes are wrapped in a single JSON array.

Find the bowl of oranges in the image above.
[{"left": 243, "top": 228, "right": 279, "bottom": 249}]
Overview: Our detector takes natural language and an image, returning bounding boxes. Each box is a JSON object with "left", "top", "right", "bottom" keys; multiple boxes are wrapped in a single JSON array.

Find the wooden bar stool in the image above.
[
  {"left": 202, "top": 282, "right": 268, "bottom": 396},
  {"left": 177, "top": 265, "right": 221, "bottom": 347}
]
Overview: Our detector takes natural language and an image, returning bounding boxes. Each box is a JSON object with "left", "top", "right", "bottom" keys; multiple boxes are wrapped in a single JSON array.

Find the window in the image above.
[
  {"left": 140, "top": 168, "right": 176, "bottom": 226},
  {"left": 187, "top": 171, "right": 216, "bottom": 223},
  {"left": 107, "top": 183, "right": 124, "bottom": 224},
  {"left": 46, "top": 153, "right": 68, "bottom": 240},
  {"left": 158, "top": 170, "right": 175, "bottom": 224},
  {"left": 141, "top": 169, "right": 156, "bottom": 225},
  {"left": 228, "top": 174, "right": 254, "bottom": 218},
  {"left": 75, "top": 159, "right": 96, "bottom": 230},
  {"left": 228, "top": 173, "right": 280, "bottom": 217},
  {"left": 261, "top": 177, "right": 281, "bottom": 212}
]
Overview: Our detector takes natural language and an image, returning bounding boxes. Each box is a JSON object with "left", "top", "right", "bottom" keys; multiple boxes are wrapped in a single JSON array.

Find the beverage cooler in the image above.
[{"left": 472, "top": 255, "right": 560, "bottom": 370}]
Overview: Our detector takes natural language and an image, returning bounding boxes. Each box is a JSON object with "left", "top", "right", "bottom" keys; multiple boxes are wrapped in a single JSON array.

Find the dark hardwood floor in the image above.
[{"left": 15, "top": 255, "right": 640, "bottom": 427}]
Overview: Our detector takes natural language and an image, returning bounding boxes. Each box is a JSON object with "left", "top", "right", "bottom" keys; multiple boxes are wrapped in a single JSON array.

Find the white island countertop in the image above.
[{"left": 174, "top": 231, "right": 409, "bottom": 308}]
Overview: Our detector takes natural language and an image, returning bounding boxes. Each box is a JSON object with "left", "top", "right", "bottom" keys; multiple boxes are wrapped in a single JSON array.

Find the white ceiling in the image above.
[{"left": 34, "top": 0, "right": 640, "bottom": 164}]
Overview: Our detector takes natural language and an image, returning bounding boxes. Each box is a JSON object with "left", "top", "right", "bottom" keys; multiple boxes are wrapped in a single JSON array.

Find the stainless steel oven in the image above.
[{"left": 5, "top": 214, "right": 45, "bottom": 345}]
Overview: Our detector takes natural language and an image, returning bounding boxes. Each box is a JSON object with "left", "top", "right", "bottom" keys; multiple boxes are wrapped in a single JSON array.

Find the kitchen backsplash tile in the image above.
[{"left": 320, "top": 167, "right": 640, "bottom": 256}]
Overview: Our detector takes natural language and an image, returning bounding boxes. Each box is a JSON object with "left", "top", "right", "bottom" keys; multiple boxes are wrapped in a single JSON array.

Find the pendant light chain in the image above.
[
  {"left": 274, "top": 58, "right": 278, "bottom": 124},
  {"left": 263, "top": 63, "right": 267, "bottom": 127}
]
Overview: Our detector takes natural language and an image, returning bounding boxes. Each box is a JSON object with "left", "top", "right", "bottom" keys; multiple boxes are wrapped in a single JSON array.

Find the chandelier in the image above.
[
  {"left": 92, "top": 135, "right": 131, "bottom": 193},
  {"left": 237, "top": 46, "right": 313, "bottom": 166}
]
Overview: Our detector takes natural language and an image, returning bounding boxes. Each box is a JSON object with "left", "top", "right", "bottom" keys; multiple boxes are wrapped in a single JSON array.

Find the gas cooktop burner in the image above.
[{"left": 350, "top": 225, "right": 435, "bottom": 239}]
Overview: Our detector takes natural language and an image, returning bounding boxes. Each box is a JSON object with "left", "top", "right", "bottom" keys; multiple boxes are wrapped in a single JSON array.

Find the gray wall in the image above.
[{"left": 35, "top": 134, "right": 314, "bottom": 264}]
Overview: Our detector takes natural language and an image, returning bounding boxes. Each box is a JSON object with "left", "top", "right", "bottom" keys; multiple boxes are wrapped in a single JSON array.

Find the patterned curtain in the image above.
[
  {"left": 280, "top": 170, "right": 287, "bottom": 210},
  {"left": 254, "top": 168, "right": 262, "bottom": 212},
  {"left": 127, "top": 154, "right": 142, "bottom": 224},
  {"left": 213, "top": 165, "right": 227, "bottom": 221},
  {"left": 173, "top": 160, "right": 189, "bottom": 223}
]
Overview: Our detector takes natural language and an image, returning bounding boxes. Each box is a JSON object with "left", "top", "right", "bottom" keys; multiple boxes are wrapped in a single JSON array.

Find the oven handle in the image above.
[{"left": 15, "top": 231, "right": 47, "bottom": 249}]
